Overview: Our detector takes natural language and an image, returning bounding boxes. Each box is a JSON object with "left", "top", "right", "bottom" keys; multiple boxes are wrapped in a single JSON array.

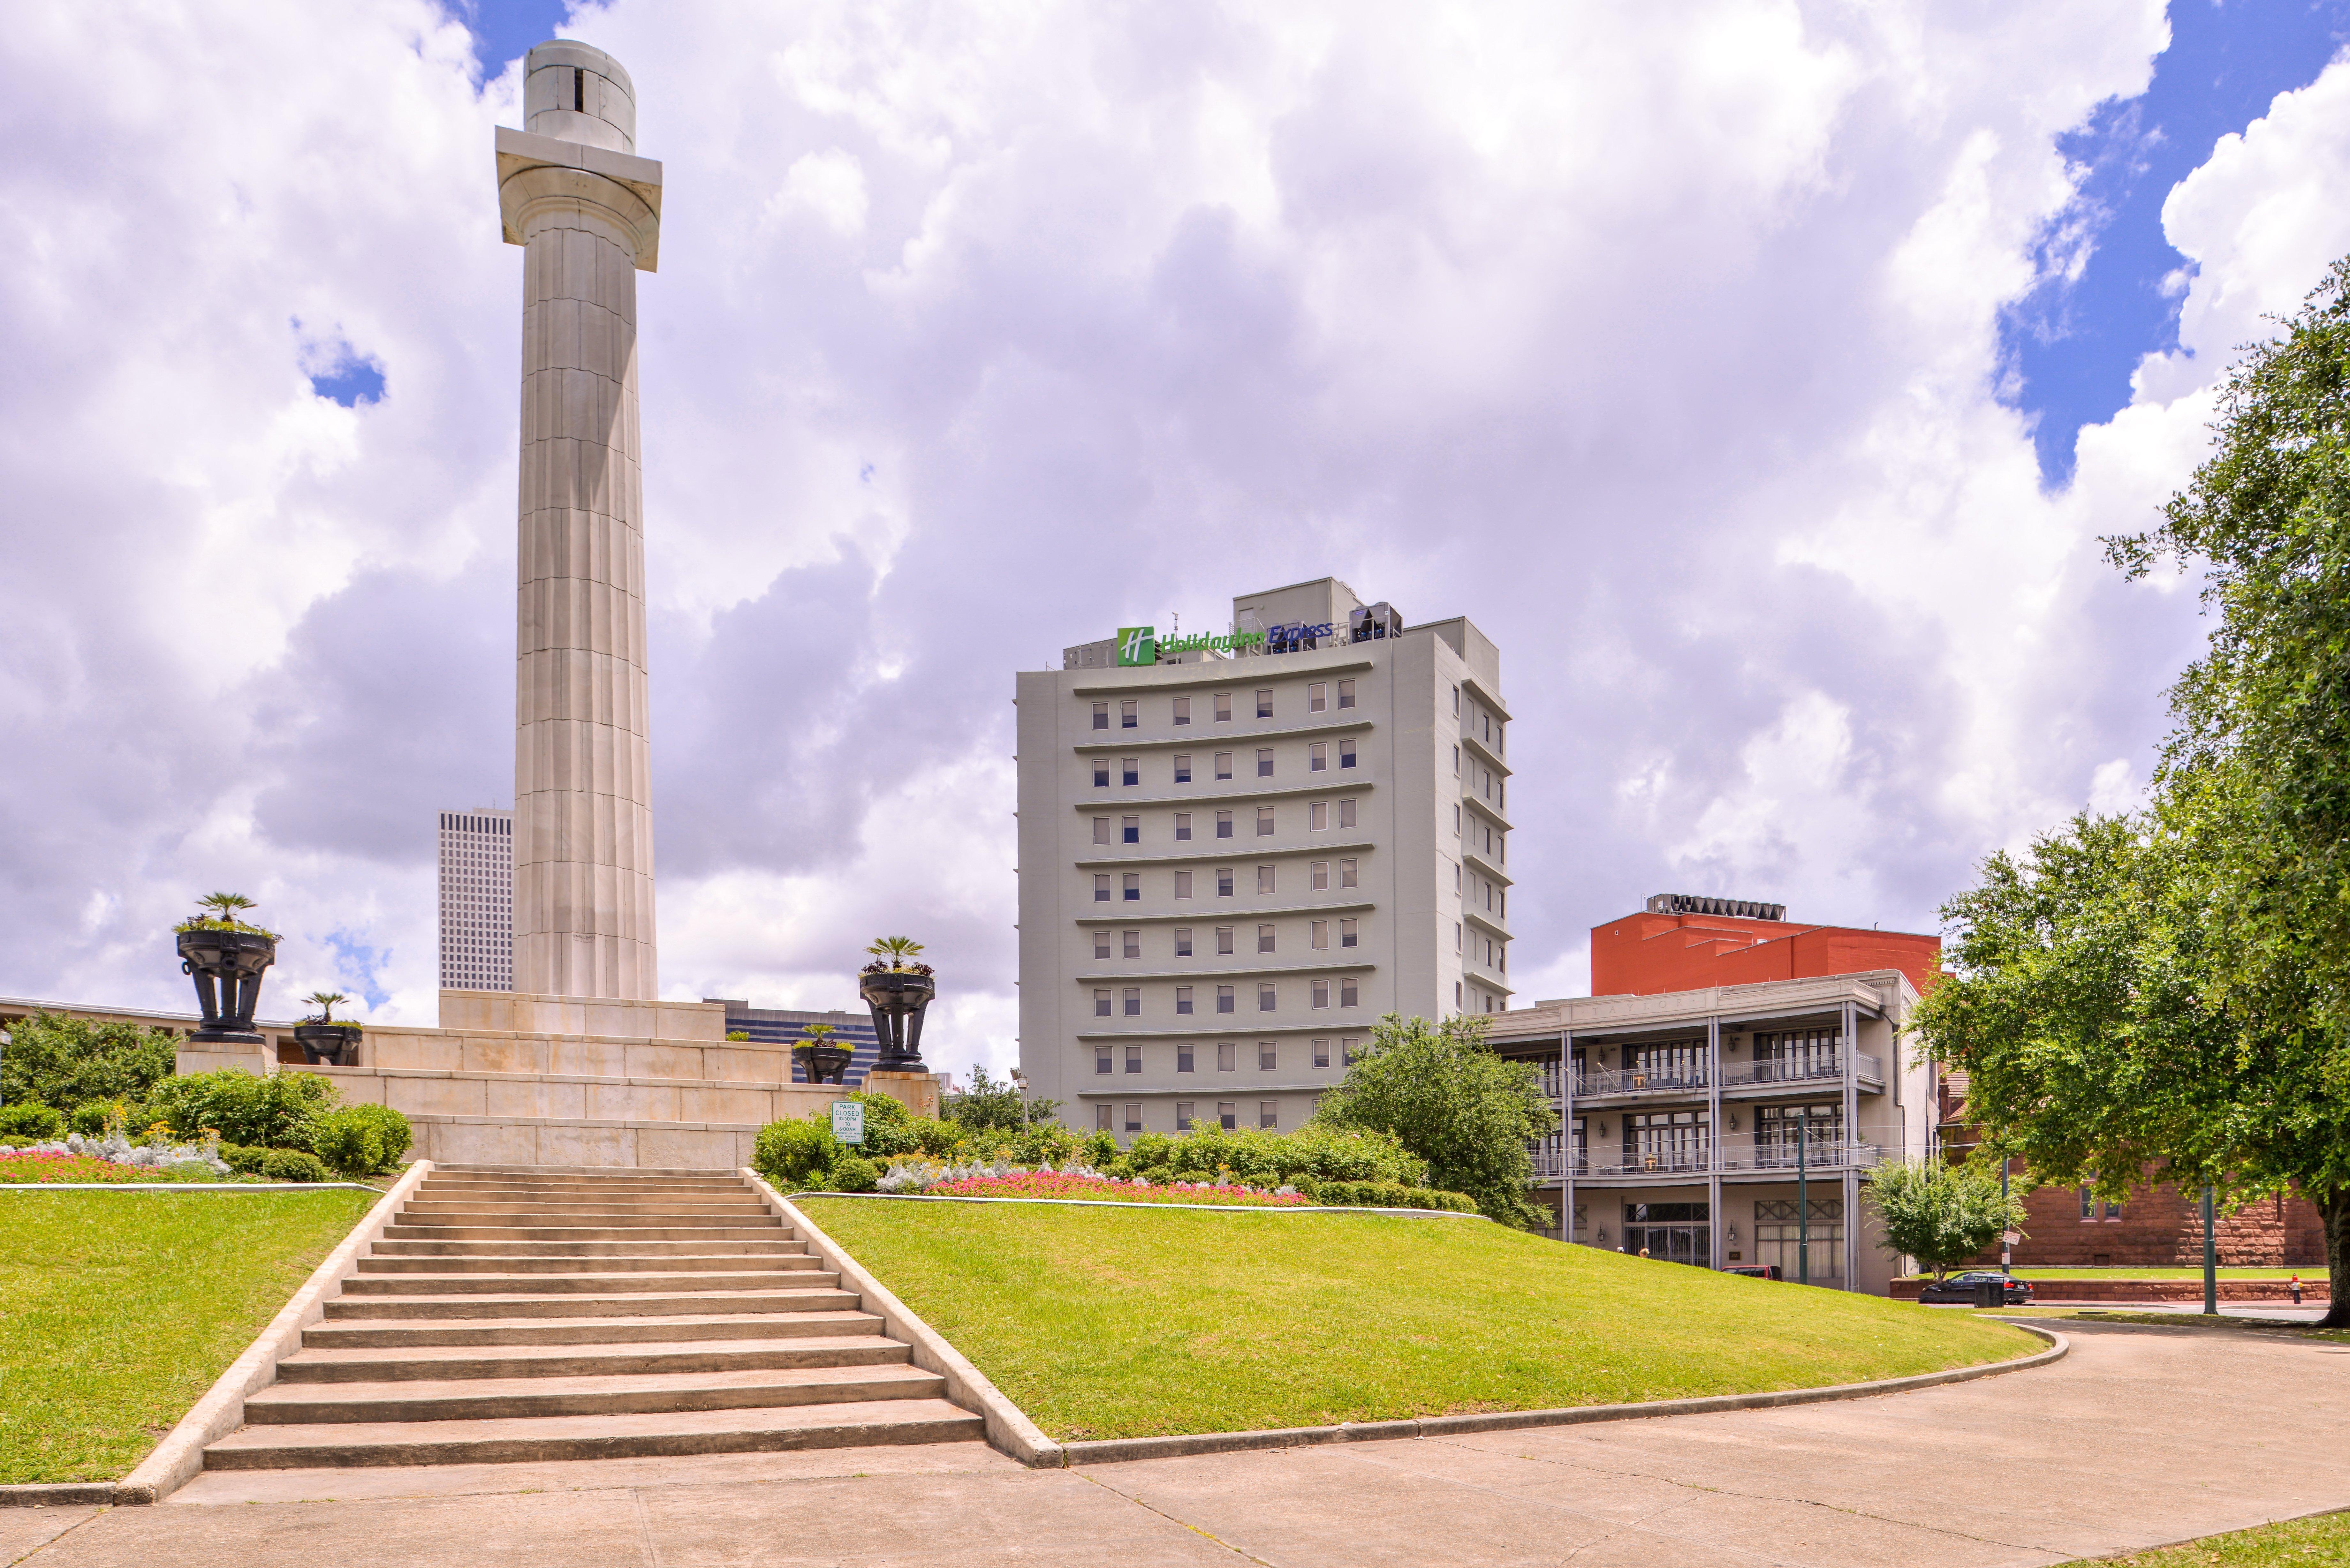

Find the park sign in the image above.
[
  {"left": 830, "top": 1100, "right": 863, "bottom": 1146},
  {"left": 1114, "top": 626, "right": 1269, "bottom": 665}
]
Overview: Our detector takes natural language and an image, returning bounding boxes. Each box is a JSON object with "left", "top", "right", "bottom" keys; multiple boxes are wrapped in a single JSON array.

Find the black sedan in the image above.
[{"left": 1915, "top": 1271, "right": 2034, "bottom": 1305}]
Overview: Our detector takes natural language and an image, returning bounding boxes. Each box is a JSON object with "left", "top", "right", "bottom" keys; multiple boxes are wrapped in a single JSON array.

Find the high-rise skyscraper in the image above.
[
  {"left": 495, "top": 41, "right": 664, "bottom": 999},
  {"left": 438, "top": 808, "right": 514, "bottom": 992}
]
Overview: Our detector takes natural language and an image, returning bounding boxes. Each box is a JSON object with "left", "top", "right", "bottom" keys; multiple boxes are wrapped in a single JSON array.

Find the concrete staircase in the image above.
[{"left": 203, "top": 1165, "right": 986, "bottom": 1470}]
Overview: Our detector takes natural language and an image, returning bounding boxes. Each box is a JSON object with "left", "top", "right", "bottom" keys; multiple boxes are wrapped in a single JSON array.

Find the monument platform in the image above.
[{"left": 176, "top": 990, "right": 939, "bottom": 1170}]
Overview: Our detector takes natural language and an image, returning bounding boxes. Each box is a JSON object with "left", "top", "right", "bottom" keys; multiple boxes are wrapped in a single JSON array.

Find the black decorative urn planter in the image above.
[
  {"left": 859, "top": 969, "right": 935, "bottom": 1073},
  {"left": 177, "top": 929, "right": 277, "bottom": 1045},
  {"left": 792, "top": 1042, "right": 855, "bottom": 1085},
  {"left": 293, "top": 1023, "right": 362, "bottom": 1067}
]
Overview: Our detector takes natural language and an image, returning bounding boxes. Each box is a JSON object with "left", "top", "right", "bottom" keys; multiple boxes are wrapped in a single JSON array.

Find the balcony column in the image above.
[
  {"left": 1561, "top": 1028, "right": 1575, "bottom": 1247},
  {"left": 1706, "top": 1013, "right": 1723, "bottom": 1269},
  {"left": 1842, "top": 998, "right": 1860, "bottom": 1290}
]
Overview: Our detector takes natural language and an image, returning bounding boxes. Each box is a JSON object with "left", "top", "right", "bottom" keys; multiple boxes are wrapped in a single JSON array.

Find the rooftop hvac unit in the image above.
[
  {"left": 1646, "top": 893, "right": 1786, "bottom": 921},
  {"left": 1349, "top": 602, "right": 1402, "bottom": 642}
]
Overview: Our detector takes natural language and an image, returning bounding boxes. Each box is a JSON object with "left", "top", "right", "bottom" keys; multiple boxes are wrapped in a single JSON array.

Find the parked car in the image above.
[
  {"left": 1915, "top": 1271, "right": 2033, "bottom": 1305},
  {"left": 1721, "top": 1264, "right": 1783, "bottom": 1281}
]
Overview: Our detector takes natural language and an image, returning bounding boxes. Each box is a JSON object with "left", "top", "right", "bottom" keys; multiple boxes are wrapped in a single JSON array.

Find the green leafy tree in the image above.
[
  {"left": 1312, "top": 1013, "right": 1554, "bottom": 1228},
  {"left": 0, "top": 1012, "right": 178, "bottom": 1112},
  {"left": 1863, "top": 1159, "right": 2029, "bottom": 1280},
  {"left": 945, "top": 1064, "right": 1059, "bottom": 1132}
]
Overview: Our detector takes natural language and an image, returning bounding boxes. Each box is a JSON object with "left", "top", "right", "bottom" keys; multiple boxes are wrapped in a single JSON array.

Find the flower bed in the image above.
[
  {"left": 911, "top": 1168, "right": 1314, "bottom": 1206},
  {"left": 0, "top": 1149, "right": 231, "bottom": 1184}
]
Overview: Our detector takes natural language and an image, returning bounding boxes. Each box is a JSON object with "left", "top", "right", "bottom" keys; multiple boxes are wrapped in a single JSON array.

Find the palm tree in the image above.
[
  {"left": 865, "top": 936, "right": 925, "bottom": 971},
  {"left": 800, "top": 1022, "right": 838, "bottom": 1044},
  {"left": 198, "top": 892, "right": 257, "bottom": 926},
  {"left": 305, "top": 990, "right": 351, "bottom": 1023}
]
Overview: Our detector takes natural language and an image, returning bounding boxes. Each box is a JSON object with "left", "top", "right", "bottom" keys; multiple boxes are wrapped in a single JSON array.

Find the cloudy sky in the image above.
[{"left": 6, "top": 1, "right": 2350, "bottom": 1078}]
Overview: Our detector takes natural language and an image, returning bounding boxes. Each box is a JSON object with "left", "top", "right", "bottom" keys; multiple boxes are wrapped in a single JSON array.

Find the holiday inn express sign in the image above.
[{"left": 1116, "top": 626, "right": 1271, "bottom": 665}]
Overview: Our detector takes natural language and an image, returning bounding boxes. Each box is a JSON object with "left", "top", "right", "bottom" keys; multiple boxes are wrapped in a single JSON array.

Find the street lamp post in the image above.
[
  {"left": 1797, "top": 1106, "right": 1809, "bottom": 1287},
  {"left": 2001, "top": 1159, "right": 2012, "bottom": 1276},
  {"left": 2203, "top": 1184, "right": 2218, "bottom": 1316}
]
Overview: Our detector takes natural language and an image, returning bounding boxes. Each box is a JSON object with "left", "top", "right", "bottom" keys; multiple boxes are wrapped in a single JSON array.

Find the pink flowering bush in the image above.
[
  {"left": 0, "top": 1149, "right": 225, "bottom": 1184},
  {"left": 922, "top": 1169, "right": 1313, "bottom": 1206}
]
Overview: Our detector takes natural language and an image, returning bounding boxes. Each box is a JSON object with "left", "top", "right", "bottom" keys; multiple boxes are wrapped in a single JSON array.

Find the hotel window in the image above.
[
  {"left": 1453, "top": 863, "right": 1462, "bottom": 894},
  {"left": 1094, "top": 1041, "right": 1111, "bottom": 1067},
  {"left": 1255, "top": 689, "right": 1273, "bottom": 718},
  {"left": 1174, "top": 812, "right": 1192, "bottom": 841},
  {"left": 1125, "top": 1103, "right": 1143, "bottom": 1133},
  {"left": 1123, "top": 873, "right": 1140, "bottom": 901},
  {"left": 1215, "top": 751, "right": 1233, "bottom": 780},
  {"left": 1217, "top": 984, "right": 1235, "bottom": 1014},
  {"left": 1257, "top": 865, "right": 1276, "bottom": 894},
  {"left": 1125, "top": 1044, "right": 1142, "bottom": 1072},
  {"left": 1311, "top": 860, "right": 1329, "bottom": 891},
  {"left": 1121, "top": 989, "right": 1140, "bottom": 1016},
  {"left": 1259, "top": 1100, "right": 1279, "bottom": 1129},
  {"left": 1219, "top": 1101, "right": 1238, "bottom": 1130},
  {"left": 1256, "top": 806, "right": 1274, "bottom": 836},
  {"left": 1338, "top": 798, "right": 1356, "bottom": 828},
  {"left": 1455, "top": 922, "right": 1463, "bottom": 952},
  {"left": 1091, "top": 701, "right": 1109, "bottom": 731},
  {"left": 1310, "top": 801, "right": 1328, "bottom": 830},
  {"left": 1174, "top": 755, "right": 1192, "bottom": 783},
  {"left": 1337, "top": 679, "right": 1355, "bottom": 709},
  {"left": 1215, "top": 809, "right": 1234, "bottom": 839},
  {"left": 1312, "top": 1038, "right": 1331, "bottom": 1067},
  {"left": 1175, "top": 985, "right": 1194, "bottom": 1014},
  {"left": 1495, "top": 722, "right": 1504, "bottom": 755},
  {"left": 1177, "top": 1098, "right": 1195, "bottom": 1124},
  {"left": 1175, "top": 928, "right": 1194, "bottom": 956},
  {"left": 1095, "top": 875, "right": 1111, "bottom": 902},
  {"left": 1257, "top": 923, "right": 1276, "bottom": 954},
  {"left": 1120, "top": 699, "right": 1138, "bottom": 729},
  {"left": 1218, "top": 1043, "right": 1236, "bottom": 1071},
  {"left": 1453, "top": 746, "right": 1460, "bottom": 775},
  {"left": 1339, "top": 858, "right": 1358, "bottom": 888},
  {"left": 1096, "top": 1104, "right": 1113, "bottom": 1130},
  {"left": 1217, "top": 926, "right": 1235, "bottom": 954},
  {"left": 1257, "top": 747, "right": 1274, "bottom": 777},
  {"left": 1094, "top": 760, "right": 1110, "bottom": 787},
  {"left": 1343, "top": 1036, "right": 1362, "bottom": 1063},
  {"left": 1175, "top": 870, "right": 1194, "bottom": 899},
  {"left": 1455, "top": 980, "right": 1463, "bottom": 1008},
  {"left": 1258, "top": 983, "right": 1277, "bottom": 1012},
  {"left": 1177, "top": 1046, "right": 1195, "bottom": 1073},
  {"left": 1452, "top": 685, "right": 1460, "bottom": 714},
  {"left": 1308, "top": 682, "right": 1327, "bottom": 712},
  {"left": 1093, "top": 930, "right": 1112, "bottom": 960},
  {"left": 1122, "top": 758, "right": 1139, "bottom": 786},
  {"left": 1311, "top": 920, "right": 1329, "bottom": 949},
  {"left": 1311, "top": 979, "right": 1330, "bottom": 1009},
  {"left": 1338, "top": 740, "right": 1356, "bottom": 769},
  {"left": 1122, "top": 815, "right": 1139, "bottom": 844},
  {"left": 1309, "top": 742, "right": 1327, "bottom": 772},
  {"left": 1341, "top": 977, "right": 1359, "bottom": 1007},
  {"left": 1173, "top": 696, "right": 1190, "bottom": 726},
  {"left": 1340, "top": 917, "right": 1358, "bottom": 948},
  {"left": 1093, "top": 817, "right": 1111, "bottom": 844},
  {"left": 1123, "top": 930, "right": 1141, "bottom": 958},
  {"left": 1453, "top": 804, "right": 1461, "bottom": 834},
  {"left": 1217, "top": 868, "right": 1235, "bottom": 896},
  {"left": 1215, "top": 692, "right": 1232, "bottom": 721}
]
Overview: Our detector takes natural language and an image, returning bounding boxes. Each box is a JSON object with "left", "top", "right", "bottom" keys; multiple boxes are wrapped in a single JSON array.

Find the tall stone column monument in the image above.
[{"left": 495, "top": 41, "right": 663, "bottom": 1001}]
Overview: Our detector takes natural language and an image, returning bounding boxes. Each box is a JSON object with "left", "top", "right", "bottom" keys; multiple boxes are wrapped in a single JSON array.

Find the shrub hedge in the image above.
[{"left": 0, "top": 1103, "right": 65, "bottom": 1141}]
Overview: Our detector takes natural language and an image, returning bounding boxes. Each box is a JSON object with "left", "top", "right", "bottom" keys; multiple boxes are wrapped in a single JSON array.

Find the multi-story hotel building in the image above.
[
  {"left": 437, "top": 807, "right": 514, "bottom": 992},
  {"left": 1016, "top": 577, "right": 1511, "bottom": 1138}
]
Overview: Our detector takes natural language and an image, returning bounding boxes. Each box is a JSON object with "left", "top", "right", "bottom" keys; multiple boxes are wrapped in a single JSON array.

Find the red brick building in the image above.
[{"left": 1987, "top": 1174, "right": 2324, "bottom": 1267}]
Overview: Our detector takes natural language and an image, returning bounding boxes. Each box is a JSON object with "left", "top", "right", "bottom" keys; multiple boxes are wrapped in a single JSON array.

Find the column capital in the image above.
[{"left": 496, "top": 126, "right": 663, "bottom": 270}]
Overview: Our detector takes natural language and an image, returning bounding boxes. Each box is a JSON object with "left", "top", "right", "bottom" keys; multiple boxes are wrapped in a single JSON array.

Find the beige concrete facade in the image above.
[
  {"left": 497, "top": 41, "right": 663, "bottom": 1000},
  {"left": 1488, "top": 971, "right": 1936, "bottom": 1295},
  {"left": 1017, "top": 577, "right": 1512, "bottom": 1138}
]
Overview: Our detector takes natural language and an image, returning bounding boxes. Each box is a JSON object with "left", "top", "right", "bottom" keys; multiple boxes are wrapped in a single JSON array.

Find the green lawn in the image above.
[
  {"left": 0, "top": 1189, "right": 381, "bottom": 1483},
  {"left": 804, "top": 1201, "right": 2039, "bottom": 1442},
  {"left": 2054, "top": 1510, "right": 2350, "bottom": 1565}
]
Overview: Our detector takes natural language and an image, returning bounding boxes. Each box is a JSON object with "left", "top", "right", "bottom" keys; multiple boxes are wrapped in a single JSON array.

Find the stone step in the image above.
[
  {"left": 371, "top": 1238, "right": 803, "bottom": 1257},
  {"left": 202, "top": 1398, "right": 988, "bottom": 1469},
  {"left": 420, "top": 1176, "right": 751, "bottom": 1189},
  {"left": 401, "top": 1202, "right": 776, "bottom": 1218},
  {"left": 432, "top": 1164, "right": 732, "bottom": 1176},
  {"left": 396, "top": 1209, "right": 778, "bottom": 1226},
  {"left": 382, "top": 1225, "right": 787, "bottom": 1242},
  {"left": 306, "top": 1310, "right": 884, "bottom": 1349},
  {"left": 322, "top": 1288, "right": 861, "bottom": 1321},
  {"left": 342, "top": 1270, "right": 834, "bottom": 1297},
  {"left": 355, "top": 1254, "right": 822, "bottom": 1276},
  {"left": 275, "top": 1334, "right": 912, "bottom": 1383},
  {"left": 244, "top": 1363, "right": 945, "bottom": 1425}
]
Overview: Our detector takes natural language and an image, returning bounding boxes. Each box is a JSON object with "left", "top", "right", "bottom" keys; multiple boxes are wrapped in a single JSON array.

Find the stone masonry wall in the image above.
[{"left": 1974, "top": 1178, "right": 2325, "bottom": 1268}]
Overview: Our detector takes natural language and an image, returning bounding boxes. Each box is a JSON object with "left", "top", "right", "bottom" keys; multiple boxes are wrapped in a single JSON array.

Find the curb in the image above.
[
  {"left": 1056, "top": 1324, "right": 2069, "bottom": 1466},
  {"left": 742, "top": 1171, "right": 1066, "bottom": 1468},
  {"left": 791, "top": 1191, "right": 1484, "bottom": 1219},
  {"left": 0, "top": 1483, "right": 118, "bottom": 1508}
]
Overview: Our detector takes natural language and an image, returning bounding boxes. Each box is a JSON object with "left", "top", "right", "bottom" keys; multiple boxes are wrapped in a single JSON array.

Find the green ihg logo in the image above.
[{"left": 1116, "top": 627, "right": 1157, "bottom": 666}]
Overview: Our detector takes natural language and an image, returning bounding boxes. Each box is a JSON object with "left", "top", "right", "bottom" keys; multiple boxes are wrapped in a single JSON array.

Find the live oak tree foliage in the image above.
[
  {"left": 1913, "top": 259, "right": 2350, "bottom": 1326},
  {"left": 1314, "top": 1013, "right": 1556, "bottom": 1229},
  {"left": 1863, "top": 1160, "right": 2030, "bottom": 1281}
]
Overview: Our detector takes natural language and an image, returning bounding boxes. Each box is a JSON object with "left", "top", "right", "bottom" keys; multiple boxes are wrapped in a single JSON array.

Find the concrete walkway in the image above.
[{"left": 6, "top": 1319, "right": 2346, "bottom": 1567}]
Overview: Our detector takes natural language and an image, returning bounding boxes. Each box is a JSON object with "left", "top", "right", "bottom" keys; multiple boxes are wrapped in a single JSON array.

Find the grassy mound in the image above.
[
  {"left": 803, "top": 1200, "right": 2041, "bottom": 1442},
  {"left": 0, "top": 1189, "right": 380, "bottom": 1482}
]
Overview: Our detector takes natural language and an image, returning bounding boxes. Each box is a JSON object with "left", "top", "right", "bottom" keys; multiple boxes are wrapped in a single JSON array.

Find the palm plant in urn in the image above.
[
  {"left": 174, "top": 893, "right": 280, "bottom": 1045},
  {"left": 294, "top": 990, "right": 364, "bottom": 1066},
  {"left": 790, "top": 1021, "right": 854, "bottom": 1086},
  {"left": 858, "top": 936, "right": 935, "bottom": 1072}
]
